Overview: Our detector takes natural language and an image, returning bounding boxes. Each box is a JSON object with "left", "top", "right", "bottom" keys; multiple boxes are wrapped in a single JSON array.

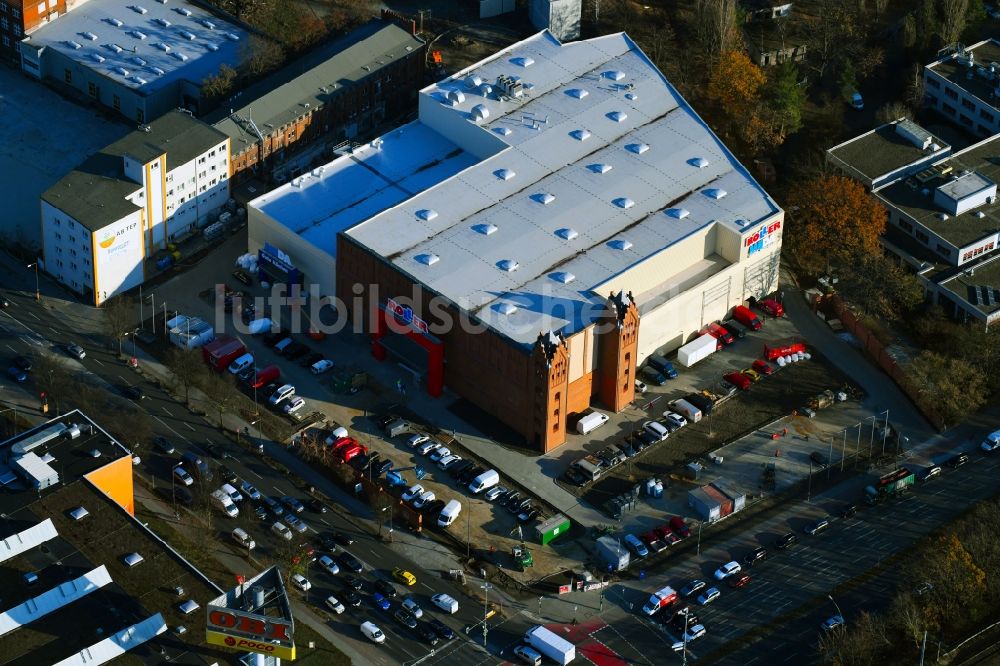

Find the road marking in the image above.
[
  {"left": 320, "top": 518, "right": 331, "bottom": 526},
  {"left": 245, "top": 469, "right": 262, "bottom": 479},
  {"left": 185, "top": 422, "right": 195, "bottom": 431},
  {"left": 4, "top": 344, "right": 15, "bottom": 354},
  {"left": 26, "top": 311, "right": 40, "bottom": 321},
  {"left": 420, "top": 582, "right": 434, "bottom": 592},
  {"left": 162, "top": 406, "right": 174, "bottom": 417},
  {"left": 93, "top": 358, "right": 104, "bottom": 366},
  {"left": 47, "top": 326, "right": 58, "bottom": 335}
]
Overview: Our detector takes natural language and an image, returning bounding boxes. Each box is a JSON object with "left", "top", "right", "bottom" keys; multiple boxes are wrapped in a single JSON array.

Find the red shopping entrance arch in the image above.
[{"left": 372, "top": 302, "right": 444, "bottom": 397}]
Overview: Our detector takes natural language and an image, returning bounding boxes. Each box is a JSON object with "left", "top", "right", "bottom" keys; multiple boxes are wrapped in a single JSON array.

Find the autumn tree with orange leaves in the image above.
[
  {"left": 706, "top": 50, "right": 788, "bottom": 154},
  {"left": 786, "top": 175, "right": 887, "bottom": 274}
]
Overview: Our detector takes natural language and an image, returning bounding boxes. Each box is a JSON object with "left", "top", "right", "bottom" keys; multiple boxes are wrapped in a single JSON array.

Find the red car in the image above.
[
  {"left": 669, "top": 516, "right": 691, "bottom": 538},
  {"left": 752, "top": 359, "right": 773, "bottom": 375},
  {"left": 723, "top": 372, "right": 751, "bottom": 391},
  {"left": 727, "top": 573, "right": 752, "bottom": 589},
  {"left": 642, "top": 532, "right": 668, "bottom": 553},
  {"left": 654, "top": 525, "right": 673, "bottom": 542},
  {"left": 704, "top": 322, "right": 734, "bottom": 345},
  {"left": 758, "top": 298, "right": 785, "bottom": 317}
]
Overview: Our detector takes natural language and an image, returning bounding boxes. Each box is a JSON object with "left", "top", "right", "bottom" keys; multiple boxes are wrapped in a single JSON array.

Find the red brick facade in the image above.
[{"left": 0, "top": 0, "right": 66, "bottom": 60}]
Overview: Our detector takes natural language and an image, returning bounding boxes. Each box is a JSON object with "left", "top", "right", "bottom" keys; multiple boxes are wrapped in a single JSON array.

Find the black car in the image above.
[
  {"left": 671, "top": 610, "right": 700, "bottom": 631},
  {"left": 262, "top": 496, "right": 285, "bottom": 517},
  {"left": 372, "top": 459, "right": 393, "bottom": 477},
  {"left": 300, "top": 352, "right": 324, "bottom": 368},
  {"left": 840, "top": 503, "right": 858, "bottom": 518},
  {"left": 518, "top": 508, "right": 540, "bottom": 523},
  {"left": 947, "top": 452, "right": 969, "bottom": 468},
  {"left": 306, "top": 498, "right": 327, "bottom": 514},
  {"left": 284, "top": 342, "right": 310, "bottom": 360},
  {"left": 448, "top": 460, "right": 475, "bottom": 479},
  {"left": 509, "top": 498, "right": 532, "bottom": 514},
  {"left": 743, "top": 546, "right": 767, "bottom": 567},
  {"left": 619, "top": 439, "right": 638, "bottom": 457},
  {"left": 343, "top": 589, "right": 362, "bottom": 607},
  {"left": 374, "top": 579, "right": 397, "bottom": 598},
  {"left": 316, "top": 532, "right": 338, "bottom": 551},
  {"left": 124, "top": 385, "right": 144, "bottom": 400},
  {"left": 281, "top": 495, "right": 305, "bottom": 514},
  {"left": 429, "top": 618, "right": 455, "bottom": 640},
  {"left": 810, "top": 451, "right": 828, "bottom": 466},
  {"left": 232, "top": 269, "right": 252, "bottom": 285},
  {"left": 418, "top": 622, "right": 440, "bottom": 646},
  {"left": 563, "top": 466, "right": 588, "bottom": 486},
  {"left": 458, "top": 465, "right": 484, "bottom": 484},
  {"left": 422, "top": 499, "right": 446, "bottom": 515},
  {"left": 253, "top": 504, "right": 268, "bottom": 521},
  {"left": 502, "top": 491, "right": 521, "bottom": 508},
  {"left": 263, "top": 329, "right": 289, "bottom": 346},
  {"left": 333, "top": 531, "right": 355, "bottom": 546},
  {"left": 217, "top": 465, "right": 239, "bottom": 486},
  {"left": 14, "top": 355, "right": 31, "bottom": 371},
  {"left": 203, "top": 442, "right": 223, "bottom": 458},
  {"left": 640, "top": 365, "right": 668, "bottom": 386},
  {"left": 373, "top": 414, "right": 397, "bottom": 429},
  {"left": 721, "top": 321, "right": 745, "bottom": 340},
  {"left": 775, "top": 532, "right": 797, "bottom": 550},
  {"left": 638, "top": 429, "right": 661, "bottom": 447},
  {"left": 342, "top": 575, "right": 364, "bottom": 591},
  {"left": 394, "top": 608, "right": 418, "bottom": 629},
  {"left": 338, "top": 552, "right": 364, "bottom": 574},
  {"left": 153, "top": 436, "right": 175, "bottom": 454}
]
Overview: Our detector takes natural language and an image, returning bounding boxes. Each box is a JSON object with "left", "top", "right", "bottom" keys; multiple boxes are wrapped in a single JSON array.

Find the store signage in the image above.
[
  {"left": 387, "top": 297, "right": 429, "bottom": 334},
  {"left": 206, "top": 608, "right": 292, "bottom": 642},
  {"left": 206, "top": 630, "right": 296, "bottom": 660},
  {"left": 745, "top": 220, "right": 782, "bottom": 256},
  {"left": 258, "top": 248, "right": 295, "bottom": 274}
]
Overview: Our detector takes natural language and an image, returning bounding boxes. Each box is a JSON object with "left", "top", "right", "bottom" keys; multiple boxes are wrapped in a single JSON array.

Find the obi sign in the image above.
[
  {"left": 744, "top": 220, "right": 782, "bottom": 256},
  {"left": 387, "top": 298, "right": 429, "bottom": 334},
  {"left": 205, "top": 607, "right": 295, "bottom": 660}
]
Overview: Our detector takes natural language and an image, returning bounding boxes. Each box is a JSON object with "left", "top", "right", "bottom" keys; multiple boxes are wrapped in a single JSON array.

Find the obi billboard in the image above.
[
  {"left": 206, "top": 607, "right": 296, "bottom": 660},
  {"left": 744, "top": 220, "right": 782, "bottom": 257},
  {"left": 387, "top": 297, "right": 429, "bottom": 335}
]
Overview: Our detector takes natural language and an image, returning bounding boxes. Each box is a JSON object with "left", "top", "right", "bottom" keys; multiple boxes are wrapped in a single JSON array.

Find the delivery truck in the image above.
[
  {"left": 595, "top": 535, "right": 630, "bottom": 572},
  {"left": 641, "top": 585, "right": 678, "bottom": 615},
  {"left": 524, "top": 625, "right": 575, "bottom": 664},
  {"left": 677, "top": 334, "right": 718, "bottom": 367},
  {"left": 202, "top": 336, "right": 246, "bottom": 371},
  {"left": 731, "top": 305, "right": 762, "bottom": 331},
  {"left": 864, "top": 468, "right": 915, "bottom": 505}
]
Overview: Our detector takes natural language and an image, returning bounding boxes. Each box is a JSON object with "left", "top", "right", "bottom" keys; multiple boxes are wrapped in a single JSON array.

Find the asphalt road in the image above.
[{"left": 0, "top": 278, "right": 502, "bottom": 666}]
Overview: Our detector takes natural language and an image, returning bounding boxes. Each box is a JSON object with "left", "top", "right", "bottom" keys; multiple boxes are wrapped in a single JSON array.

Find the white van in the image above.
[
  {"left": 211, "top": 489, "right": 239, "bottom": 518},
  {"left": 228, "top": 353, "right": 254, "bottom": 375},
  {"left": 672, "top": 399, "right": 703, "bottom": 423},
  {"left": 468, "top": 469, "right": 500, "bottom": 494},
  {"left": 431, "top": 593, "right": 459, "bottom": 614},
  {"left": 324, "top": 425, "right": 350, "bottom": 445},
  {"left": 437, "top": 499, "right": 462, "bottom": 527},
  {"left": 643, "top": 421, "right": 669, "bottom": 442},
  {"left": 360, "top": 621, "right": 385, "bottom": 644},
  {"left": 231, "top": 527, "right": 255, "bottom": 550},
  {"left": 268, "top": 384, "right": 295, "bottom": 406},
  {"left": 576, "top": 411, "right": 610, "bottom": 435}
]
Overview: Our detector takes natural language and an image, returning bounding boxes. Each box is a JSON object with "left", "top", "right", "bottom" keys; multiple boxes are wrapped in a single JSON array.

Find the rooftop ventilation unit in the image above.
[
  {"left": 130, "top": 30, "right": 146, "bottom": 39},
  {"left": 532, "top": 193, "right": 555, "bottom": 205},
  {"left": 416, "top": 209, "right": 438, "bottom": 221},
  {"left": 609, "top": 239, "right": 633, "bottom": 250},
  {"left": 132, "top": 56, "right": 146, "bottom": 65},
  {"left": 588, "top": 163, "right": 612, "bottom": 174},
  {"left": 603, "top": 70, "right": 626, "bottom": 81},
  {"left": 551, "top": 271, "right": 576, "bottom": 284},
  {"left": 115, "top": 66, "right": 129, "bottom": 76},
  {"left": 478, "top": 83, "right": 493, "bottom": 97},
  {"left": 974, "top": 210, "right": 986, "bottom": 218},
  {"left": 895, "top": 118, "right": 934, "bottom": 150},
  {"left": 69, "top": 507, "right": 89, "bottom": 521},
  {"left": 566, "top": 88, "right": 588, "bottom": 99},
  {"left": 150, "top": 66, "right": 165, "bottom": 75},
  {"left": 107, "top": 17, "right": 123, "bottom": 26},
  {"left": 201, "top": 19, "right": 215, "bottom": 29},
  {"left": 180, "top": 30, "right": 196, "bottom": 40},
  {"left": 154, "top": 42, "right": 170, "bottom": 51},
  {"left": 688, "top": 157, "right": 709, "bottom": 168},
  {"left": 495, "top": 302, "right": 518, "bottom": 315},
  {"left": 471, "top": 104, "right": 490, "bottom": 121},
  {"left": 226, "top": 32, "right": 240, "bottom": 41},
  {"left": 495, "top": 74, "right": 524, "bottom": 99},
  {"left": 415, "top": 253, "right": 439, "bottom": 266},
  {"left": 626, "top": 143, "right": 649, "bottom": 154},
  {"left": 607, "top": 111, "right": 627, "bottom": 122},
  {"left": 497, "top": 259, "right": 519, "bottom": 272},
  {"left": 65, "top": 40, "right": 83, "bottom": 49},
  {"left": 106, "top": 43, "right": 123, "bottom": 53},
  {"left": 613, "top": 197, "right": 635, "bottom": 209},
  {"left": 494, "top": 168, "right": 515, "bottom": 180},
  {"left": 666, "top": 208, "right": 690, "bottom": 219},
  {"left": 131, "top": 75, "right": 147, "bottom": 85},
  {"left": 446, "top": 90, "right": 466, "bottom": 106},
  {"left": 130, "top": 4, "right": 147, "bottom": 13},
  {"left": 171, "top": 51, "right": 188, "bottom": 61},
  {"left": 570, "top": 129, "right": 591, "bottom": 141},
  {"left": 625, "top": 92, "right": 638, "bottom": 101},
  {"left": 91, "top": 54, "right": 106, "bottom": 63},
  {"left": 156, "top": 17, "right": 170, "bottom": 26},
  {"left": 465, "top": 74, "right": 483, "bottom": 89},
  {"left": 938, "top": 213, "right": 949, "bottom": 220},
  {"left": 123, "top": 552, "right": 145, "bottom": 568},
  {"left": 493, "top": 127, "right": 512, "bottom": 136},
  {"left": 703, "top": 188, "right": 727, "bottom": 199},
  {"left": 472, "top": 223, "right": 498, "bottom": 235},
  {"left": 205, "top": 43, "right": 218, "bottom": 51},
  {"left": 176, "top": 7, "right": 191, "bottom": 15},
  {"left": 82, "top": 31, "right": 98, "bottom": 40},
  {"left": 555, "top": 228, "right": 578, "bottom": 240},
  {"left": 511, "top": 56, "right": 534, "bottom": 67}
]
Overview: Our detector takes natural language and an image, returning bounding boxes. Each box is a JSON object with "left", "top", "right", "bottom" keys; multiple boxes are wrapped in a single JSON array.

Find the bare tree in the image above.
[
  {"left": 32, "top": 352, "right": 74, "bottom": 414},
  {"left": 889, "top": 593, "right": 926, "bottom": 648},
  {"left": 693, "top": 0, "right": 741, "bottom": 60},
  {"left": 113, "top": 407, "right": 154, "bottom": 454},
  {"left": 202, "top": 372, "right": 240, "bottom": 428},
  {"left": 938, "top": 0, "right": 970, "bottom": 44},
  {"left": 164, "top": 347, "right": 206, "bottom": 404},
  {"left": 244, "top": 35, "right": 285, "bottom": 76},
  {"left": 103, "top": 295, "right": 136, "bottom": 356},
  {"left": 876, "top": 101, "right": 913, "bottom": 124}
]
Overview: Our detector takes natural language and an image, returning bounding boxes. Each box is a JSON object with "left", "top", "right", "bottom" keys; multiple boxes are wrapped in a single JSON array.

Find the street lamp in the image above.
[
  {"left": 481, "top": 582, "right": 492, "bottom": 648},
  {"left": 131, "top": 327, "right": 139, "bottom": 358},
  {"left": 26, "top": 263, "right": 39, "bottom": 301},
  {"left": 828, "top": 594, "right": 845, "bottom": 625}
]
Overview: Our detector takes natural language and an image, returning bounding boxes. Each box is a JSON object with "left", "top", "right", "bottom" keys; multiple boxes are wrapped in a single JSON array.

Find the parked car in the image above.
[
  {"left": 153, "top": 436, "right": 175, "bottom": 454},
  {"left": 413, "top": 491, "right": 436, "bottom": 510},
  {"left": 338, "top": 552, "right": 364, "bottom": 574},
  {"left": 418, "top": 440, "right": 440, "bottom": 456},
  {"left": 124, "top": 385, "right": 145, "bottom": 399},
  {"left": 281, "top": 496, "right": 305, "bottom": 514},
  {"left": 663, "top": 412, "right": 687, "bottom": 431},
  {"left": 647, "top": 354, "right": 678, "bottom": 378},
  {"left": 634, "top": 379, "right": 648, "bottom": 394},
  {"left": 394, "top": 608, "right": 418, "bottom": 629},
  {"left": 697, "top": 587, "right": 721, "bottom": 605},
  {"left": 7, "top": 366, "right": 27, "bottom": 382},
  {"left": 306, "top": 498, "right": 327, "bottom": 514},
  {"left": 342, "top": 575, "right": 364, "bottom": 591},
  {"left": 821, "top": 615, "right": 845, "bottom": 632},
  {"left": 318, "top": 555, "right": 340, "bottom": 576},
  {"left": 640, "top": 365, "right": 668, "bottom": 385},
  {"left": 343, "top": 589, "right": 362, "bottom": 607},
  {"left": 283, "top": 396, "right": 307, "bottom": 414},
  {"left": 752, "top": 359, "right": 773, "bottom": 375},
  {"left": 65, "top": 343, "right": 86, "bottom": 359},
  {"left": 743, "top": 547, "right": 767, "bottom": 567},
  {"left": 429, "top": 447, "right": 451, "bottom": 463},
  {"left": 485, "top": 485, "right": 506, "bottom": 502},
  {"left": 262, "top": 496, "right": 284, "bottom": 517},
  {"left": 669, "top": 516, "right": 691, "bottom": 538},
  {"left": 271, "top": 522, "right": 293, "bottom": 541},
  {"left": 727, "top": 573, "right": 751, "bottom": 589},
  {"left": 371, "top": 592, "right": 391, "bottom": 611},
  {"left": 948, "top": 452, "right": 969, "bottom": 468},
  {"left": 333, "top": 531, "right": 355, "bottom": 546},
  {"left": 290, "top": 573, "right": 311, "bottom": 592},
  {"left": 402, "top": 484, "right": 425, "bottom": 503},
  {"left": 723, "top": 372, "right": 751, "bottom": 391},
  {"left": 401, "top": 597, "right": 424, "bottom": 618},
  {"left": 375, "top": 579, "right": 398, "bottom": 598},
  {"left": 680, "top": 580, "right": 706, "bottom": 597},
  {"left": 713, "top": 561, "right": 742, "bottom": 580},
  {"left": 775, "top": 532, "right": 797, "bottom": 550},
  {"left": 406, "top": 434, "right": 429, "bottom": 448},
  {"left": 741, "top": 368, "right": 761, "bottom": 383},
  {"left": 805, "top": 518, "right": 830, "bottom": 535},
  {"left": 422, "top": 499, "right": 446, "bottom": 515},
  {"left": 921, "top": 465, "right": 942, "bottom": 482},
  {"left": 172, "top": 466, "right": 194, "bottom": 486},
  {"left": 758, "top": 298, "right": 785, "bottom": 317},
  {"left": 310, "top": 359, "right": 335, "bottom": 374},
  {"left": 439, "top": 455, "right": 463, "bottom": 470},
  {"left": 429, "top": 618, "right": 455, "bottom": 640},
  {"left": 840, "top": 503, "right": 859, "bottom": 518},
  {"left": 300, "top": 352, "right": 324, "bottom": 368},
  {"left": 285, "top": 514, "right": 308, "bottom": 533}
]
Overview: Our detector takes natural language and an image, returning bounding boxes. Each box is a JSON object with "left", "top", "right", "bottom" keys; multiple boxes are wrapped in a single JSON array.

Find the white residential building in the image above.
[{"left": 923, "top": 39, "right": 1000, "bottom": 138}]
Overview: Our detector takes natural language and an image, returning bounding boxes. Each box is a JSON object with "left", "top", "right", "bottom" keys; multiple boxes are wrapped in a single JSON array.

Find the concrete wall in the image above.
[
  {"left": 248, "top": 205, "right": 337, "bottom": 299},
  {"left": 93, "top": 210, "right": 146, "bottom": 305},
  {"left": 417, "top": 92, "right": 509, "bottom": 160}
]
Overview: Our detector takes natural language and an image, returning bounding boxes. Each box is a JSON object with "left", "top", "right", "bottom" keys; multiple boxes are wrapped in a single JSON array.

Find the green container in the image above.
[{"left": 537, "top": 514, "right": 570, "bottom": 546}]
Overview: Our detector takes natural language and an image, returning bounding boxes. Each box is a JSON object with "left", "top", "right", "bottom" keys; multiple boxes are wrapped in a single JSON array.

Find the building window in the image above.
[
  {"left": 942, "top": 103, "right": 956, "bottom": 116},
  {"left": 552, "top": 392, "right": 561, "bottom": 432},
  {"left": 898, "top": 218, "right": 914, "bottom": 233},
  {"left": 959, "top": 114, "right": 973, "bottom": 127},
  {"left": 962, "top": 98, "right": 976, "bottom": 111},
  {"left": 916, "top": 230, "right": 929, "bottom": 244},
  {"left": 981, "top": 109, "right": 995, "bottom": 123},
  {"left": 36, "top": 2, "right": 43, "bottom": 13},
  {"left": 944, "top": 87, "right": 958, "bottom": 100},
  {"left": 11, "top": 7, "right": 19, "bottom": 17},
  {"left": 136, "top": 108, "right": 144, "bottom": 123},
  {"left": 113, "top": 95, "right": 120, "bottom": 110},
  {"left": 87, "top": 82, "right": 97, "bottom": 97},
  {"left": 198, "top": 156, "right": 206, "bottom": 164},
  {"left": 0, "top": 16, "right": 6, "bottom": 29},
  {"left": 936, "top": 244, "right": 950, "bottom": 256},
  {"left": 979, "top": 124, "right": 992, "bottom": 135},
  {"left": 1, "top": 36, "right": 8, "bottom": 48},
  {"left": 926, "top": 77, "right": 940, "bottom": 89}
]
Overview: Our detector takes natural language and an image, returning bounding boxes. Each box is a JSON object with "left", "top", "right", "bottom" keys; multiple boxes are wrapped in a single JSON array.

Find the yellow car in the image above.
[
  {"left": 392, "top": 568, "right": 417, "bottom": 586},
  {"left": 741, "top": 368, "right": 762, "bottom": 383}
]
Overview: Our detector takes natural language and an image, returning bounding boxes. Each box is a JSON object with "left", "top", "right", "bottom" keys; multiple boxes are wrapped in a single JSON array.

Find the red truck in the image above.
[
  {"left": 202, "top": 336, "right": 246, "bottom": 371},
  {"left": 763, "top": 340, "right": 806, "bottom": 361},
  {"left": 250, "top": 364, "right": 280, "bottom": 389},
  {"left": 731, "top": 305, "right": 762, "bottom": 331},
  {"left": 640, "top": 585, "right": 678, "bottom": 615},
  {"left": 333, "top": 437, "right": 368, "bottom": 463},
  {"left": 704, "top": 322, "right": 734, "bottom": 345}
]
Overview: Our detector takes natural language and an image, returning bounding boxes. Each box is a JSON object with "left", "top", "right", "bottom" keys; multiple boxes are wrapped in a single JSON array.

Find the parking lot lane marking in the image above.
[
  {"left": 26, "top": 311, "right": 40, "bottom": 321},
  {"left": 185, "top": 422, "right": 195, "bottom": 431},
  {"left": 5, "top": 344, "right": 15, "bottom": 353},
  {"left": 244, "top": 468, "right": 262, "bottom": 480},
  {"left": 162, "top": 406, "right": 174, "bottom": 417},
  {"left": 420, "top": 582, "right": 435, "bottom": 592},
  {"left": 319, "top": 517, "right": 331, "bottom": 526},
  {"left": 93, "top": 358, "right": 104, "bottom": 366},
  {"left": 48, "top": 326, "right": 58, "bottom": 335}
]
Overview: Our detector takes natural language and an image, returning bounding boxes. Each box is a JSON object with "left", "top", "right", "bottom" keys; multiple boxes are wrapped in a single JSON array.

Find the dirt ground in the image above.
[{"left": 566, "top": 349, "right": 857, "bottom": 511}]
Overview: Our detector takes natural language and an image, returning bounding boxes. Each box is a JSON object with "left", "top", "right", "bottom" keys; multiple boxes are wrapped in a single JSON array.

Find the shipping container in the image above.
[
  {"left": 688, "top": 487, "right": 721, "bottom": 522},
  {"left": 701, "top": 484, "right": 733, "bottom": 517},
  {"left": 764, "top": 340, "right": 806, "bottom": 361},
  {"left": 595, "top": 535, "right": 630, "bottom": 572},
  {"left": 677, "top": 334, "right": 718, "bottom": 367},
  {"left": 537, "top": 514, "right": 571, "bottom": 545},
  {"left": 710, "top": 478, "right": 746, "bottom": 513}
]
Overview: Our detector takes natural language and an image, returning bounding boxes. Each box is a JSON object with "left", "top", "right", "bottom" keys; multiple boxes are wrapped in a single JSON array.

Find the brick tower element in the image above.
[
  {"left": 596, "top": 290, "right": 639, "bottom": 412},
  {"left": 530, "top": 330, "right": 570, "bottom": 453}
]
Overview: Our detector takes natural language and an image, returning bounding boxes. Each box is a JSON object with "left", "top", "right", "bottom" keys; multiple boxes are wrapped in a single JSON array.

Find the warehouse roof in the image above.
[
  {"left": 874, "top": 135, "right": 1000, "bottom": 249},
  {"left": 252, "top": 31, "right": 780, "bottom": 346},
  {"left": 208, "top": 20, "right": 423, "bottom": 150},
  {"left": 23, "top": 0, "right": 246, "bottom": 94},
  {"left": 43, "top": 110, "right": 226, "bottom": 231}
]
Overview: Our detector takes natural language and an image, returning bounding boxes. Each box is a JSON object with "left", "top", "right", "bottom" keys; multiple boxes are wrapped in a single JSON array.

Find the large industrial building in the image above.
[
  {"left": 41, "top": 109, "right": 230, "bottom": 305},
  {"left": 248, "top": 30, "right": 784, "bottom": 451},
  {"left": 206, "top": 19, "right": 425, "bottom": 184},
  {"left": 828, "top": 119, "right": 1000, "bottom": 328},
  {"left": 0, "top": 412, "right": 225, "bottom": 664},
  {"left": 19, "top": 0, "right": 247, "bottom": 122}
]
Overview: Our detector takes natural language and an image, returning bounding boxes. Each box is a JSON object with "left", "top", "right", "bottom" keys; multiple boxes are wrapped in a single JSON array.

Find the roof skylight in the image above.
[
  {"left": 607, "top": 111, "right": 628, "bottom": 123},
  {"left": 512, "top": 56, "right": 534, "bottom": 67},
  {"left": 472, "top": 104, "right": 490, "bottom": 120},
  {"left": 625, "top": 92, "right": 638, "bottom": 101},
  {"left": 495, "top": 302, "right": 518, "bottom": 315},
  {"left": 493, "top": 127, "right": 512, "bottom": 136},
  {"left": 415, "top": 253, "right": 439, "bottom": 266},
  {"left": 472, "top": 223, "right": 498, "bottom": 235},
  {"left": 446, "top": 90, "right": 465, "bottom": 105},
  {"left": 666, "top": 208, "right": 689, "bottom": 219},
  {"left": 494, "top": 168, "right": 515, "bottom": 180},
  {"left": 613, "top": 197, "right": 635, "bottom": 209},
  {"left": 688, "top": 157, "right": 710, "bottom": 168},
  {"left": 555, "top": 228, "right": 578, "bottom": 240},
  {"left": 603, "top": 70, "right": 626, "bottom": 81},
  {"left": 609, "top": 239, "right": 633, "bottom": 250},
  {"left": 570, "top": 129, "right": 591, "bottom": 141},
  {"left": 416, "top": 209, "right": 438, "bottom": 221},
  {"left": 703, "top": 188, "right": 727, "bottom": 199},
  {"left": 532, "top": 193, "right": 556, "bottom": 205},
  {"left": 551, "top": 271, "right": 576, "bottom": 284},
  {"left": 626, "top": 143, "right": 649, "bottom": 154},
  {"left": 588, "top": 163, "right": 613, "bottom": 174},
  {"left": 465, "top": 74, "right": 482, "bottom": 89},
  {"left": 497, "top": 259, "right": 519, "bottom": 272},
  {"left": 566, "top": 88, "right": 589, "bottom": 99}
]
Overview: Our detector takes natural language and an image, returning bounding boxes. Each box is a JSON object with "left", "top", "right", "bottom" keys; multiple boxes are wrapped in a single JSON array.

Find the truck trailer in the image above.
[
  {"left": 524, "top": 625, "right": 575, "bottom": 664},
  {"left": 677, "top": 334, "right": 718, "bottom": 367},
  {"left": 202, "top": 336, "right": 246, "bottom": 371},
  {"left": 864, "top": 468, "right": 915, "bottom": 505}
]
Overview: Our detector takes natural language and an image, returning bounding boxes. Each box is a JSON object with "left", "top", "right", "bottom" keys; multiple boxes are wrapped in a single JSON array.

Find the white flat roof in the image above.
[
  {"left": 25, "top": 0, "right": 246, "bottom": 93},
  {"left": 253, "top": 31, "right": 779, "bottom": 345}
]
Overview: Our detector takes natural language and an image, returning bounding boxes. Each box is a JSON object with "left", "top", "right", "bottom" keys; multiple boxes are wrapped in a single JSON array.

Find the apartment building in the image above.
[
  {"left": 924, "top": 39, "right": 1000, "bottom": 138},
  {"left": 41, "top": 109, "right": 230, "bottom": 305}
]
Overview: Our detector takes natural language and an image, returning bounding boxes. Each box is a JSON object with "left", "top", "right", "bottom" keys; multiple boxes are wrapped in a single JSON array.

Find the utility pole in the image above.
[
  {"left": 826, "top": 436, "right": 833, "bottom": 480},
  {"left": 696, "top": 522, "right": 702, "bottom": 555},
  {"left": 27, "top": 262, "right": 39, "bottom": 301},
  {"left": 481, "top": 582, "right": 492, "bottom": 648},
  {"left": 682, "top": 609, "right": 689, "bottom": 666},
  {"left": 807, "top": 458, "right": 813, "bottom": 502}
]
